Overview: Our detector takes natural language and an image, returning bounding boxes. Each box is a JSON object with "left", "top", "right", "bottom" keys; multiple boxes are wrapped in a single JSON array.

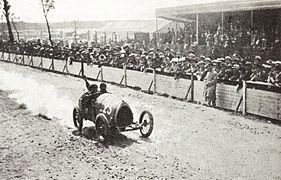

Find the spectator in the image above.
[{"left": 203, "top": 63, "right": 218, "bottom": 106}]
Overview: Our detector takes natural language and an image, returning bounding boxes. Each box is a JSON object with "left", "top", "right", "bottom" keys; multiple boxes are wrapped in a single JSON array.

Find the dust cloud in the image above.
[{"left": 0, "top": 67, "right": 74, "bottom": 127}]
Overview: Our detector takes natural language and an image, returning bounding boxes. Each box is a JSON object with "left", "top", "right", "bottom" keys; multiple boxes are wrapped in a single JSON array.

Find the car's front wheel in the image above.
[{"left": 139, "top": 110, "right": 154, "bottom": 138}]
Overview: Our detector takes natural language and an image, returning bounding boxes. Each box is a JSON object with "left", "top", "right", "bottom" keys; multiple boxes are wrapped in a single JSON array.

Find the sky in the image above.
[{"left": 7, "top": 0, "right": 222, "bottom": 22}]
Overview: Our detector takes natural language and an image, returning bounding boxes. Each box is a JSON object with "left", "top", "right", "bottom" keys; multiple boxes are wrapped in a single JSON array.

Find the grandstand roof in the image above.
[
  {"left": 156, "top": 0, "right": 281, "bottom": 21},
  {"left": 96, "top": 20, "right": 168, "bottom": 33}
]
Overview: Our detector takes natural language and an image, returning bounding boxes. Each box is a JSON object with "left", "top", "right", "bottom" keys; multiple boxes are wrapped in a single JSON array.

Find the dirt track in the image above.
[{"left": 0, "top": 62, "right": 281, "bottom": 180}]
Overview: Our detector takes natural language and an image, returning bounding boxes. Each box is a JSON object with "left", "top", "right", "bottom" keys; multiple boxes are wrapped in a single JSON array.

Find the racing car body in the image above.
[
  {"left": 73, "top": 92, "right": 153, "bottom": 140},
  {"left": 94, "top": 93, "right": 133, "bottom": 128}
]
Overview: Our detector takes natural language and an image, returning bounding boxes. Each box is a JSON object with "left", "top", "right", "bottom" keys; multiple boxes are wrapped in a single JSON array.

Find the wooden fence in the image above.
[{"left": 0, "top": 51, "right": 280, "bottom": 121}]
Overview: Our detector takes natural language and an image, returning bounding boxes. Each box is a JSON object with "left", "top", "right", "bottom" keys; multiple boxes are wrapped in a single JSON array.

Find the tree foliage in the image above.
[
  {"left": 41, "top": 0, "right": 55, "bottom": 16},
  {"left": 2, "top": 0, "right": 14, "bottom": 42}
]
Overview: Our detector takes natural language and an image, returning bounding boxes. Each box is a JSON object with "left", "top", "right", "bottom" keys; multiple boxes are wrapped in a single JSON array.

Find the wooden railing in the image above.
[{"left": 0, "top": 51, "right": 280, "bottom": 121}]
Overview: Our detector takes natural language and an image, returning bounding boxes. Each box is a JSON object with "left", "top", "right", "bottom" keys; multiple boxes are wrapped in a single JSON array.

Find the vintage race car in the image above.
[{"left": 73, "top": 93, "right": 154, "bottom": 140}]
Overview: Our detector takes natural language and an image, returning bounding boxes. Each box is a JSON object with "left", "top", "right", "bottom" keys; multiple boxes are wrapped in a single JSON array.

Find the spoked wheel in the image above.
[
  {"left": 139, "top": 110, "right": 154, "bottom": 138},
  {"left": 73, "top": 107, "right": 83, "bottom": 132},
  {"left": 96, "top": 115, "right": 110, "bottom": 141}
]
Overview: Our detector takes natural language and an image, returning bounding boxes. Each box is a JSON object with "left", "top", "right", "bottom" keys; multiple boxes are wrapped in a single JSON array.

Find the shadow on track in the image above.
[{"left": 71, "top": 126, "right": 143, "bottom": 148}]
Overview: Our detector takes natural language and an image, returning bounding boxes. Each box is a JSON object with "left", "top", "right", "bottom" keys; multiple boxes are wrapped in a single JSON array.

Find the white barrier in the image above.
[{"left": 0, "top": 52, "right": 280, "bottom": 121}]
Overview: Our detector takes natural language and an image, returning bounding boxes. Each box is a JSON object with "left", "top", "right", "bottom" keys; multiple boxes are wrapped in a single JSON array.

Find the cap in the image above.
[
  {"left": 197, "top": 60, "right": 205, "bottom": 65},
  {"left": 232, "top": 64, "right": 240, "bottom": 69},
  {"left": 254, "top": 56, "right": 262, "bottom": 60}
]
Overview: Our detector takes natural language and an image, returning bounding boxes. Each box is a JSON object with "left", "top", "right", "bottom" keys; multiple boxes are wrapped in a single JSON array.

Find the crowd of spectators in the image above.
[
  {"left": 160, "top": 19, "right": 281, "bottom": 60},
  {"left": 0, "top": 37, "right": 280, "bottom": 88}
]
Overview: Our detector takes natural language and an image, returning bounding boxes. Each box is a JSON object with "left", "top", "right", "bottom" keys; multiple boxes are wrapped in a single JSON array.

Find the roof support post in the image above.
[
  {"left": 196, "top": 13, "right": 199, "bottom": 45},
  {"left": 250, "top": 10, "right": 254, "bottom": 44},
  {"left": 155, "top": 16, "right": 159, "bottom": 48},
  {"left": 175, "top": 16, "right": 178, "bottom": 44},
  {"left": 221, "top": 12, "right": 224, "bottom": 35}
]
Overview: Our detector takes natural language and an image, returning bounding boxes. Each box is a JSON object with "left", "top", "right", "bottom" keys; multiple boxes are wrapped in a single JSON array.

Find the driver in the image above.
[
  {"left": 80, "top": 78, "right": 99, "bottom": 117},
  {"left": 80, "top": 78, "right": 109, "bottom": 119}
]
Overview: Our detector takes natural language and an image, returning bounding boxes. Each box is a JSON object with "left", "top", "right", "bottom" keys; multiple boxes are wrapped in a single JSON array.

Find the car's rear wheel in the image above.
[
  {"left": 139, "top": 110, "right": 154, "bottom": 138},
  {"left": 73, "top": 107, "right": 83, "bottom": 132},
  {"left": 96, "top": 115, "right": 110, "bottom": 141}
]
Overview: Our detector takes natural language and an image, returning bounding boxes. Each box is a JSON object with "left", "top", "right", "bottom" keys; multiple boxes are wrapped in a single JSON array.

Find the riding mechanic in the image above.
[{"left": 80, "top": 77, "right": 108, "bottom": 119}]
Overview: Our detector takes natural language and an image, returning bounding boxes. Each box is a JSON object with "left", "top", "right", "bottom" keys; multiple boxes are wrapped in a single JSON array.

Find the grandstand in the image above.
[{"left": 155, "top": 0, "right": 281, "bottom": 58}]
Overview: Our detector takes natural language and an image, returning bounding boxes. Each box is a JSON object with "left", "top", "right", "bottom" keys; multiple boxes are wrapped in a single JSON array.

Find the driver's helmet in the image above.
[{"left": 100, "top": 83, "right": 107, "bottom": 93}]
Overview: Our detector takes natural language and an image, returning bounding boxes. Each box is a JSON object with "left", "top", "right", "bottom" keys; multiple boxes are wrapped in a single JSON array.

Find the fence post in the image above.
[
  {"left": 242, "top": 81, "right": 247, "bottom": 116},
  {"left": 52, "top": 58, "right": 55, "bottom": 70},
  {"left": 21, "top": 54, "right": 25, "bottom": 65},
  {"left": 144, "top": 68, "right": 156, "bottom": 94},
  {"left": 8, "top": 52, "right": 11, "bottom": 61},
  {"left": 49, "top": 57, "right": 54, "bottom": 70},
  {"left": 80, "top": 59, "right": 84, "bottom": 76},
  {"left": 153, "top": 69, "right": 156, "bottom": 94},
  {"left": 65, "top": 59, "right": 69, "bottom": 74},
  {"left": 1, "top": 51, "right": 4, "bottom": 60},
  {"left": 13, "top": 53, "right": 17, "bottom": 63},
  {"left": 100, "top": 65, "right": 103, "bottom": 81},
  {"left": 190, "top": 68, "right": 194, "bottom": 102},
  {"left": 39, "top": 56, "right": 43, "bottom": 69},
  {"left": 123, "top": 65, "right": 127, "bottom": 87},
  {"left": 29, "top": 55, "right": 34, "bottom": 66}
]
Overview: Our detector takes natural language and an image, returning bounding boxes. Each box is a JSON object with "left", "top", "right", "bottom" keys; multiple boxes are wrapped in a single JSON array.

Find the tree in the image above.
[
  {"left": 40, "top": 0, "right": 54, "bottom": 47},
  {"left": 2, "top": 0, "right": 14, "bottom": 42}
]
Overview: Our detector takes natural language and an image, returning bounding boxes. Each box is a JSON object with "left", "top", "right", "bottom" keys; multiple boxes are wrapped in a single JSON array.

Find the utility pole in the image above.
[
  {"left": 87, "top": 30, "right": 90, "bottom": 41},
  {"left": 104, "top": 32, "right": 107, "bottom": 43},
  {"left": 74, "top": 21, "right": 77, "bottom": 42},
  {"left": 0, "top": 15, "right": 4, "bottom": 40},
  {"left": 95, "top": 31, "right": 97, "bottom": 43}
]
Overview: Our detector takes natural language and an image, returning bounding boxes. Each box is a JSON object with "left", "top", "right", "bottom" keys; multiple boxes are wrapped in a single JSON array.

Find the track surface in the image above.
[{"left": 0, "top": 62, "right": 281, "bottom": 180}]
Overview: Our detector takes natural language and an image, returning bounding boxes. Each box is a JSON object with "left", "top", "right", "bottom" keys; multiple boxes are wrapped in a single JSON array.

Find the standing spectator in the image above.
[
  {"left": 250, "top": 64, "right": 267, "bottom": 82},
  {"left": 194, "top": 60, "right": 205, "bottom": 80},
  {"left": 268, "top": 63, "right": 281, "bottom": 87},
  {"left": 203, "top": 63, "right": 218, "bottom": 106},
  {"left": 274, "top": 64, "right": 281, "bottom": 87}
]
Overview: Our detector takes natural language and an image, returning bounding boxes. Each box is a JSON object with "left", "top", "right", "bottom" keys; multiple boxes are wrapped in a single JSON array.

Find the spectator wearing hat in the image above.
[
  {"left": 268, "top": 63, "right": 281, "bottom": 87},
  {"left": 268, "top": 63, "right": 277, "bottom": 84},
  {"left": 250, "top": 64, "right": 267, "bottom": 82},
  {"left": 229, "top": 64, "right": 240, "bottom": 81},
  {"left": 217, "top": 62, "right": 228, "bottom": 82},
  {"left": 203, "top": 63, "right": 218, "bottom": 106},
  {"left": 224, "top": 56, "right": 232, "bottom": 66},
  {"left": 274, "top": 65, "right": 281, "bottom": 87},
  {"left": 194, "top": 60, "right": 205, "bottom": 80},
  {"left": 254, "top": 56, "right": 262, "bottom": 65},
  {"left": 138, "top": 55, "right": 148, "bottom": 71},
  {"left": 220, "top": 64, "right": 233, "bottom": 82}
]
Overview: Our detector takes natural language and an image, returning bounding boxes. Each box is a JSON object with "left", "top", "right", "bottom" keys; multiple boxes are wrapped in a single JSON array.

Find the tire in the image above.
[
  {"left": 139, "top": 110, "right": 154, "bottom": 138},
  {"left": 73, "top": 107, "right": 83, "bottom": 132},
  {"left": 95, "top": 115, "right": 110, "bottom": 141}
]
